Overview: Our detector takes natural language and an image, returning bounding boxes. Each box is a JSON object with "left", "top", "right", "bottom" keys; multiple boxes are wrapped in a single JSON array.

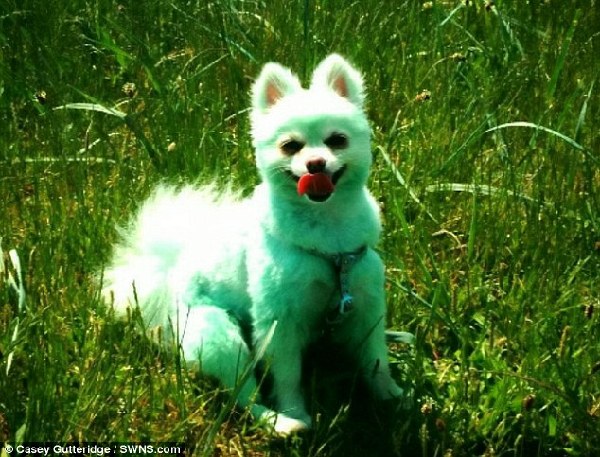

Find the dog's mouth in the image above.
[{"left": 288, "top": 166, "right": 346, "bottom": 202}]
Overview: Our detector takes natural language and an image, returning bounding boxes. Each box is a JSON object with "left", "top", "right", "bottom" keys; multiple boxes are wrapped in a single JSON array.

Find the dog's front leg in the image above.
[
  {"left": 343, "top": 311, "right": 402, "bottom": 401},
  {"left": 333, "top": 250, "right": 403, "bottom": 401},
  {"left": 254, "top": 318, "right": 312, "bottom": 434},
  {"left": 356, "top": 316, "right": 403, "bottom": 401}
]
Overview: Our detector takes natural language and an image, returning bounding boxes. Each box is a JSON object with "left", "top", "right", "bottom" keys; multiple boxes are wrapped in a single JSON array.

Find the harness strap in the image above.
[{"left": 324, "top": 245, "right": 368, "bottom": 325}]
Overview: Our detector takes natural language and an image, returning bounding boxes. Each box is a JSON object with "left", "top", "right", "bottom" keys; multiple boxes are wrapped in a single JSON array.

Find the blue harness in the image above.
[{"left": 320, "top": 245, "right": 368, "bottom": 325}]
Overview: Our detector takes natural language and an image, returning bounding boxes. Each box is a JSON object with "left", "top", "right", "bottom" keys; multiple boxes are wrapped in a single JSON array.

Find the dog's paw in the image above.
[
  {"left": 372, "top": 373, "right": 404, "bottom": 401},
  {"left": 374, "top": 379, "right": 416, "bottom": 412},
  {"left": 383, "top": 381, "right": 404, "bottom": 400},
  {"left": 272, "top": 414, "right": 311, "bottom": 435},
  {"left": 260, "top": 410, "right": 312, "bottom": 436}
]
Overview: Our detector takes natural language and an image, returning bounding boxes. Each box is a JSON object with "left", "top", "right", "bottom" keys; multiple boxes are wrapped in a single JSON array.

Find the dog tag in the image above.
[{"left": 297, "top": 173, "right": 334, "bottom": 196}]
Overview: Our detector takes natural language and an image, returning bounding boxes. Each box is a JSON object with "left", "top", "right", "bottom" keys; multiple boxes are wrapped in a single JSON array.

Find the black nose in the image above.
[{"left": 306, "top": 157, "right": 326, "bottom": 174}]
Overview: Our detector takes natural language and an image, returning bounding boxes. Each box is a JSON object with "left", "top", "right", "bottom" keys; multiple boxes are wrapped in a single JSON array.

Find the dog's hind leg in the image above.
[
  {"left": 176, "top": 306, "right": 308, "bottom": 434},
  {"left": 173, "top": 306, "right": 306, "bottom": 435},
  {"left": 176, "top": 306, "right": 262, "bottom": 413}
]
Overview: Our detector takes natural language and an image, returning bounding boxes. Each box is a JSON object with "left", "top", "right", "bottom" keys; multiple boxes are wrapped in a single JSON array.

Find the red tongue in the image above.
[{"left": 297, "top": 173, "right": 334, "bottom": 196}]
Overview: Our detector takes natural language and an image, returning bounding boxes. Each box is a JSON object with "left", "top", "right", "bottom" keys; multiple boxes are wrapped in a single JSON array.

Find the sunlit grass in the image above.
[{"left": 1, "top": 0, "right": 598, "bottom": 455}]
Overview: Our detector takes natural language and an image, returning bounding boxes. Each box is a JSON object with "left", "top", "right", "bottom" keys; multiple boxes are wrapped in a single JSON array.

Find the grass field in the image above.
[{"left": 1, "top": 0, "right": 599, "bottom": 455}]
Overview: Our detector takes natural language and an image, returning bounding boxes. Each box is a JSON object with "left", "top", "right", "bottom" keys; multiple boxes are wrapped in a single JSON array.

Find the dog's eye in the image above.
[
  {"left": 324, "top": 133, "right": 348, "bottom": 150},
  {"left": 280, "top": 139, "right": 305, "bottom": 155}
]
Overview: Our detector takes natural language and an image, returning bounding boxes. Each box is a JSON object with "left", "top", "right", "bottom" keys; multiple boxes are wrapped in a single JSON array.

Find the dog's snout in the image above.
[{"left": 306, "top": 157, "right": 326, "bottom": 174}]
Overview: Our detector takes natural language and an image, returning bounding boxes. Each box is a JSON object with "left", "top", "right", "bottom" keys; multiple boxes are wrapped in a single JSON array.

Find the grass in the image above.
[{"left": 1, "top": 0, "right": 599, "bottom": 455}]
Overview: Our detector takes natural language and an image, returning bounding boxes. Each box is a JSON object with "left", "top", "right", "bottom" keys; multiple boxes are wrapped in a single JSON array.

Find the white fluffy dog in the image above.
[{"left": 102, "top": 54, "right": 402, "bottom": 435}]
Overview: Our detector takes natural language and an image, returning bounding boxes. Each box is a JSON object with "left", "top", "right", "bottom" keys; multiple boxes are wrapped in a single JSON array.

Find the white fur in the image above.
[{"left": 102, "top": 54, "right": 401, "bottom": 435}]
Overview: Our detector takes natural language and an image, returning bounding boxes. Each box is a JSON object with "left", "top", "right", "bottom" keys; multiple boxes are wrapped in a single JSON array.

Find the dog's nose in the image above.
[{"left": 306, "top": 157, "right": 326, "bottom": 174}]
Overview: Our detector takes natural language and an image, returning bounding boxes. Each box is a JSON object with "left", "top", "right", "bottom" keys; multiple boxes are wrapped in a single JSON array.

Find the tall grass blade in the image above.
[
  {"left": 484, "top": 121, "right": 597, "bottom": 165},
  {"left": 439, "top": 3, "right": 464, "bottom": 27},
  {"left": 467, "top": 193, "right": 477, "bottom": 263},
  {"left": 546, "top": 9, "right": 582, "bottom": 101},
  {"left": 437, "top": 116, "right": 492, "bottom": 174},
  {"left": 376, "top": 145, "right": 437, "bottom": 223},
  {"left": 1, "top": 240, "right": 26, "bottom": 376},
  {"left": 53, "top": 102, "right": 127, "bottom": 119},
  {"left": 425, "top": 182, "right": 545, "bottom": 205},
  {"left": 390, "top": 278, "right": 458, "bottom": 334},
  {"left": 489, "top": 5, "right": 524, "bottom": 57},
  {"left": 574, "top": 78, "right": 595, "bottom": 142},
  {"left": 54, "top": 102, "right": 160, "bottom": 168}
]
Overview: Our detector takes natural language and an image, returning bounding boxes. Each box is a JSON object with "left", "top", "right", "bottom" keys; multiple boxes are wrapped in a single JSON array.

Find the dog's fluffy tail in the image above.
[{"left": 101, "top": 184, "right": 239, "bottom": 326}]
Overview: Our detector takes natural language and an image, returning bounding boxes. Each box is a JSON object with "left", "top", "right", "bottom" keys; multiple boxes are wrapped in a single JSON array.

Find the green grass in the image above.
[{"left": 1, "top": 0, "right": 599, "bottom": 455}]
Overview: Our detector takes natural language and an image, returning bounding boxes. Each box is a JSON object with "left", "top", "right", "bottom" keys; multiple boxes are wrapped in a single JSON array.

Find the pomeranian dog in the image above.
[{"left": 102, "top": 54, "right": 402, "bottom": 435}]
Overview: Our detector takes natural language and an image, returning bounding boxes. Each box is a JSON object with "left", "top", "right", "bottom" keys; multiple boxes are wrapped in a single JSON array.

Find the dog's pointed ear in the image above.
[
  {"left": 310, "top": 54, "right": 364, "bottom": 109},
  {"left": 252, "top": 63, "right": 302, "bottom": 112}
]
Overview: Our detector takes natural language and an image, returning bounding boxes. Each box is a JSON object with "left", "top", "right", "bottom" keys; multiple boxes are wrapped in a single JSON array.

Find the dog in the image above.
[{"left": 102, "top": 54, "right": 402, "bottom": 435}]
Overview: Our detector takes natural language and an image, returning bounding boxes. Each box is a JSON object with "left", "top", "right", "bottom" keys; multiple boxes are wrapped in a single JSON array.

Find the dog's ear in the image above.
[
  {"left": 310, "top": 54, "right": 364, "bottom": 109},
  {"left": 252, "top": 63, "right": 302, "bottom": 111}
]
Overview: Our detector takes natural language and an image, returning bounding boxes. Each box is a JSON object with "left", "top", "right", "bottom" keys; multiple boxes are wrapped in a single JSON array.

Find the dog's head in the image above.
[{"left": 250, "top": 54, "right": 371, "bottom": 203}]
